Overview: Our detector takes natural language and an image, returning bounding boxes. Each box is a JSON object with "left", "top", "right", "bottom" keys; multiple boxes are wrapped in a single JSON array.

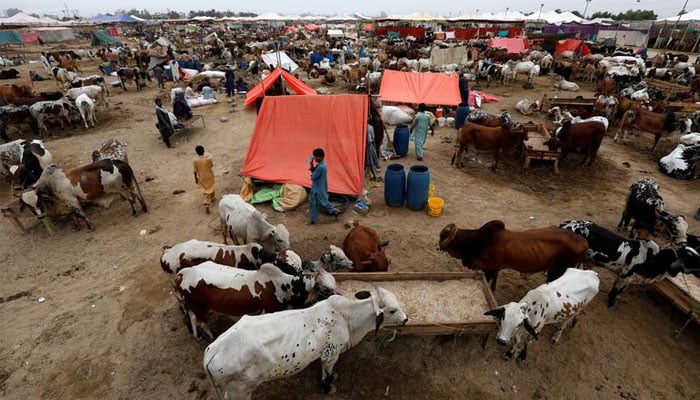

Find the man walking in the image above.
[
  {"left": 193, "top": 145, "right": 215, "bottom": 214},
  {"left": 308, "top": 148, "right": 340, "bottom": 224},
  {"left": 225, "top": 64, "right": 235, "bottom": 97},
  {"left": 410, "top": 103, "right": 433, "bottom": 161}
]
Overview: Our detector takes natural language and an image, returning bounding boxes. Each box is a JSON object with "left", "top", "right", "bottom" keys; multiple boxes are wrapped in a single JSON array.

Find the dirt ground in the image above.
[{"left": 1, "top": 43, "right": 699, "bottom": 400}]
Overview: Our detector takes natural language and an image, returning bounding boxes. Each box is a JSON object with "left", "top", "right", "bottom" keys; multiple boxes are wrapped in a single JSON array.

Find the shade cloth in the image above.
[
  {"left": 241, "top": 95, "right": 367, "bottom": 196},
  {"left": 378, "top": 70, "right": 461, "bottom": 106}
]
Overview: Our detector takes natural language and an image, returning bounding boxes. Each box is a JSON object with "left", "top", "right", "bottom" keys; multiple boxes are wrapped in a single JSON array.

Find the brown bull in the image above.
[{"left": 452, "top": 122, "right": 528, "bottom": 171}]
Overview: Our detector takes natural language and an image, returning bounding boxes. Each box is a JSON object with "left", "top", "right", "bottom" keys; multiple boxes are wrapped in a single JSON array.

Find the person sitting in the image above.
[
  {"left": 677, "top": 68, "right": 694, "bottom": 85},
  {"left": 235, "top": 77, "right": 248, "bottom": 93},
  {"left": 184, "top": 83, "right": 197, "bottom": 99},
  {"left": 173, "top": 91, "right": 193, "bottom": 122}
]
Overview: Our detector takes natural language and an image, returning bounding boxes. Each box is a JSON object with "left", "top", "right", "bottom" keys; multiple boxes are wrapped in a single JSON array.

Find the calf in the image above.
[
  {"left": 203, "top": 287, "right": 408, "bottom": 399},
  {"left": 219, "top": 194, "right": 290, "bottom": 252},
  {"left": 19, "top": 159, "right": 148, "bottom": 230},
  {"left": 160, "top": 239, "right": 275, "bottom": 274},
  {"left": 452, "top": 122, "right": 528, "bottom": 170},
  {"left": 303, "top": 244, "right": 354, "bottom": 272},
  {"left": 52, "top": 67, "right": 76, "bottom": 89},
  {"left": 560, "top": 219, "right": 700, "bottom": 306},
  {"left": 0, "top": 139, "right": 52, "bottom": 181},
  {"left": 342, "top": 225, "right": 389, "bottom": 272},
  {"left": 438, "top": 221, "right": 589, "bottom": 291},
  {"left": 544, "top": 120, "right": 606, "bottom": 166},
  {"left": 176, "top": 262, "right": 337, "bottom": 340},
  {"left": 618, "top": 178, "right": 688, "bottom": 245},
  {"left": 74, "top": 94, "right": 96, "bottom": 129},
  {"left": 484, "top": 268, "right": 599, "bottom": 363},
  {"left": 614, "top": 108, "right": 691, "bottom": 150},
  {"left": 117, "top": 67, "right": 141, "bottom": 91}
]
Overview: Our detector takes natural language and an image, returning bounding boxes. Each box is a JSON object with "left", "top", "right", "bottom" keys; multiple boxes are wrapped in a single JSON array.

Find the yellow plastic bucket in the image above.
[
  {"left": 428, "top": 184, "right": 435, "bottom": 198},
  {"left": 427, "top": 197, "right": 444, "bottom": 217}
]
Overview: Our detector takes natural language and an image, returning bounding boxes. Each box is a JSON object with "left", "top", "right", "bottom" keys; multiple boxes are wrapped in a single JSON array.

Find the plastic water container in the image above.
[
  {"left": 427, "top": 197, "right": 444, "bottom": 217},
  {"left": 406, "top": 165, "right": 430, "bottom": 211},
  {"left": 437, "top": 117, "right": 446, "bottom": 127},
  {"left": 435, "top": 108, "right": 444, "bottom": 118},
  {"left": 393, "top": 125, "right": 410, "bottom": 157},
  {"left": 384, "top": 164, "right": 406, "bottom": 207},
  {"left": 455, "top": 104, "right": 471, "bottom": 130}
]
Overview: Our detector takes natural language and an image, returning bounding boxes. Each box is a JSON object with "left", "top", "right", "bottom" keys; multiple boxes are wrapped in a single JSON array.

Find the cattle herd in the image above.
[{"left": 1, "top": 23, "right": 700, "bottom": 399}]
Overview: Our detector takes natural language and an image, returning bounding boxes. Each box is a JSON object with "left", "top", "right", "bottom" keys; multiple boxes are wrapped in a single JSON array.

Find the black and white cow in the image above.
[
  {"left": 561, "top": 220, "right": 700, "bottom": 307},
  {"left": 659, "top": 144, "right": 700, "bottom": 180},
  {"left": 0, "top": 139, "right": 52, "bottom": 186},
  {"left": 617, "top": 178, "right": 688, "bottom": 245},
  {"left": 28, "top": 98, "right": 79, "bottom": 137},
  {"left": 117, "top": 67, "right": 141, "bottom": 92}
]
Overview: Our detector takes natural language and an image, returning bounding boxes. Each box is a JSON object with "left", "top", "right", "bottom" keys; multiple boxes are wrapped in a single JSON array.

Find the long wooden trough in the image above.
[
  {"left": 332, "top": 271, "right": 497, "bottom": 336},
  {"left": 550, "top": 97, "right": 597, "bottom": 111},
  {"left": 655, "top": 274, "right": 700, "bottom": 325}
]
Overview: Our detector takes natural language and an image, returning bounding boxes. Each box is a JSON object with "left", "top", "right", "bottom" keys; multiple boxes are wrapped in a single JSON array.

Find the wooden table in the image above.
[{"left": 520, "top": 128, "right": 561, "bottom": 173}]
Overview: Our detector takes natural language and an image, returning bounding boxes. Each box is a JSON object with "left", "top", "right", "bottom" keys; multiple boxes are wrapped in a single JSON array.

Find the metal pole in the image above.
[
  {"left": 654, "top": 21, "right": 666, "bottom": 48},
  {"left": 583, "top": 0, "right": 592, "bottom": 19},
  {"left": 667, "top": 0, "right": 690, "bottom": 49},
  {"left": 692, "top": 33, "right": 700, "bottom": 52}
]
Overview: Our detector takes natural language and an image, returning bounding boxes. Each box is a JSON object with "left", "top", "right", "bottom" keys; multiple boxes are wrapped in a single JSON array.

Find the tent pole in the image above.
[
  {"left": 692, "top": 33, "right": 700, "bottom": 52},
  {"left": 276, "top": 42, "right": 286, "bottom": 95},
  {"left": 654, "top": 21, "right": 666, "bottom": 48}
]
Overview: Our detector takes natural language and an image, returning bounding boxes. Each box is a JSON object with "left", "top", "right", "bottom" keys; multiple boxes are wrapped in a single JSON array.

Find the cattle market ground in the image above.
[{"left": 1, "top": 45, "right": 699, "bottom": 400}]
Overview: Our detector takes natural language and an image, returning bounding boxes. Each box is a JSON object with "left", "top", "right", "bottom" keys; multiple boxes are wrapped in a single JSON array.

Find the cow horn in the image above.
[{"left": 439, "top": 224, "right": 458, "bottom": 250}]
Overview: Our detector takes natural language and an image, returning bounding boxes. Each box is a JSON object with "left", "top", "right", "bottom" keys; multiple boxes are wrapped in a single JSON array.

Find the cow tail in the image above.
[{"left": 204, "top": 354, "right": 225, "bottom": 400}]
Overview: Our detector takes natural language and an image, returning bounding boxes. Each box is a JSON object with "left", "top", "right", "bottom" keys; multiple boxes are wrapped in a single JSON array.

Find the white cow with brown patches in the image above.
[
  {"left": 203, "top": 287, "right": 408, "bottom": 399},
  {"left": 160, "top": 239, "right": 275, "bottom": 274},
  {"left": 484, "top": 268, "right": 599, "bottom": 363}
]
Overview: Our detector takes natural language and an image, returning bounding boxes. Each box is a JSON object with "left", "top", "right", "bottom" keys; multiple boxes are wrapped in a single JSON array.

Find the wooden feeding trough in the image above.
[
  {"left": 332, "top": 271, "right": 497, "bottom": 336},
  {"left": 520, "top": 122, "right": 561, "bottom": 173},
  {"left": 645, "top": 78, "right": 691, "bottom": 99},
  {"left": 549, "top": 97, "right": 597, "bottom": 113},
  {"left": 655, "top": 274, "right": 700, "bottom": 325},
  {"left": 1, "top": 199, "right": 56, "bottom": 235}
]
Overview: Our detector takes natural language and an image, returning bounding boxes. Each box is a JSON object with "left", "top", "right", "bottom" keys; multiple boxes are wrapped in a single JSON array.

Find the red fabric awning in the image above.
[
  {"left": 241, "top": 95, "right": 368, "bottom": 196},
  {"left": 378, "top": 70, "right": 461, "bottom": 106},
  {"left": 244, "top": 68, "right": 317, "bottom": 106},
  {"left": 487, "top": 37, "right": 530, "bottom": 53}
]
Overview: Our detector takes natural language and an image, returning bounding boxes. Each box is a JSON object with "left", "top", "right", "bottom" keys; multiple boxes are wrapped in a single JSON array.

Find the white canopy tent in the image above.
[{"left": 662, "top": 9, "right": 700, "bottom": 22}]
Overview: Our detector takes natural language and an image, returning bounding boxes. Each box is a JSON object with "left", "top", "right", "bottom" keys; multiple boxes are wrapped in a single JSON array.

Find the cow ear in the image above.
[
  {"left": 354, "top": 290, "right": 371, "bottom": 300},
  {"left": 380, "top": 240, "right": 390, "bottom": 248},
  {"left": 523, "top": 318, "right": 539, "bottom": 340},
  {"left": 480, "top": 220, "right": 505, "bottom": 234},
  {"left": 484, "top": 307, "right": 505, "bottom": 319},
  {"left": 375, "top": 311, "right": 384, "bottom": 336}
]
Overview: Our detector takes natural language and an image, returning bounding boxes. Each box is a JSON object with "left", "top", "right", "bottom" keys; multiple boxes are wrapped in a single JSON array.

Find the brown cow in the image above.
[
  {"left": 438, "top": 221, "right": 589, "bottom": 291},
  {"left": 614, "top": 107, "right": 691, "bottom": 150},
  {"left": 0, "top": 84, "right": 33, "bottom": 105},
  {"left": 595, "top": 77, "right": 616, "bottom": 96},
  {"left": 342, "top": 225, "right": 389, "bottom": 272},
  {"left": 544, "top": 120, "right": 606, "bottom": 166},
  {"left": 452, "top": 122, "right": 528, "bottom": 171}
]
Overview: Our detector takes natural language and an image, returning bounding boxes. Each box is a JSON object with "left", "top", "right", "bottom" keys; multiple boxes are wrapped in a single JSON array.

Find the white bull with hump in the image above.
[
  {"left": 203, "top": 287, "right": 408, "bottom": 399},
  {"left": 219, "top": 194, "right": 290, "bottom": 252}
]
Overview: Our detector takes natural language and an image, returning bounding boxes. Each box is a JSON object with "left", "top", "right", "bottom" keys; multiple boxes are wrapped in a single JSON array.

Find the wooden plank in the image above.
[
  {"left": 378, "top": 322, "right": 494, "bottom": 336},
  {"left": 653, "top": 278, "right": 700, "bottom": 325},
  {"left": 332, "top": 271, "right": 478, "bottom": 282}
]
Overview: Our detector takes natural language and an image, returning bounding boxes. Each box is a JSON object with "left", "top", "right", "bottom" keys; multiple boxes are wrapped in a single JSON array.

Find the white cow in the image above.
[
  {"left": 515, "top": 99, "right": 541, "bottom": 115},
  {"left": 484, "top": 268, "right": 599, "bottom": 363},
  {"left": 553, "top": 77, "right": 579, "bottom": 92},
  {"left": 203, "top": 287, "right": 408, "bottom": 399},
  {"left": 74, "top": 94, "right": 96, "bottom": 129},
  {"left": 380, "top": 105, "right": 414, "bottom": 126},
  {"left": 219, "top": 194, "right": 290, "bottom": 252},
  {"left": 65, "top": 85, "right": 108, "bottom": 108}
]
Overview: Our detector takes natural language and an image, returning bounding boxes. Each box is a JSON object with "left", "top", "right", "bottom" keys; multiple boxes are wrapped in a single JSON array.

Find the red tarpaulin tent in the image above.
[
  {"left": 487, "top": 37, "right": 530, "bottom": 53},
  {"left": 378, "top": 70, "right": 461, "bottom": 106},
  {"left": 555, "top": 39, "right": 591, "bottom": 57},
  {"left": 241, "top": 95, "right": 368, "bottom": 196},
  {"left": 244, "top": 68, "right": 317, "bottom": 106}
]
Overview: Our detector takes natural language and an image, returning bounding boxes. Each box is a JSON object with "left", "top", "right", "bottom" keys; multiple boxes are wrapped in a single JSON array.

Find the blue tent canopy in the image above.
[{"left": 89, "top": 13, "right": 139, "bottom": 23}]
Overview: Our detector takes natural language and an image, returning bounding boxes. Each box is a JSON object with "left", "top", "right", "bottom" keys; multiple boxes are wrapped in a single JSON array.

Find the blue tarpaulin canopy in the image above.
[{"left": 89, "top": 13, "right": 140, "bottom": 24}]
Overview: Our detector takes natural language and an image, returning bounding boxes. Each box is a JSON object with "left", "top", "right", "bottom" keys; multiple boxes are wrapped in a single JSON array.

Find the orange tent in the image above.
[
  {"left": 555, "top": 39, "right": 591, "bottom": 57},
  {"left": 241, "top": 95, "right": 368, "bottom": 196},
  {"left": 244, "top": 68, "right": 317, "bottom": 106},
  {"left": 378, "top": 70, "right": 461, "bottom": 106}
]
